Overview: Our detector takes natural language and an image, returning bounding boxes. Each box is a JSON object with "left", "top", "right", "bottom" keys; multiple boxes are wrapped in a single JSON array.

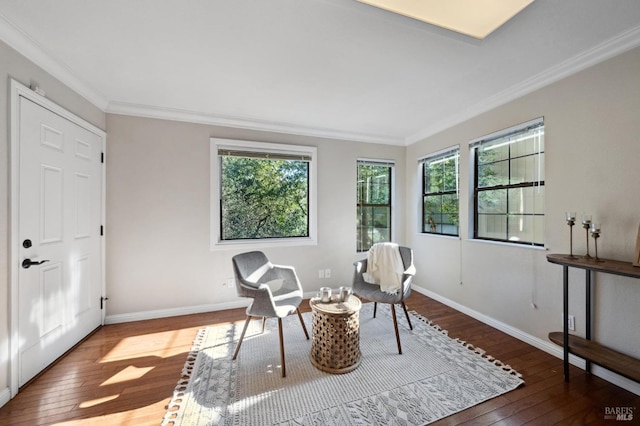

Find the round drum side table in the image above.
[{"left": 309, "top": 294, "right": 362, "bottom": 374}]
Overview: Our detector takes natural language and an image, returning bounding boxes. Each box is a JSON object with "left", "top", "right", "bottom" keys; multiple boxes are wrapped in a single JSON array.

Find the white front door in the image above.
[{"left": 16, "top": 93, "right": 104, "bottom": 387}]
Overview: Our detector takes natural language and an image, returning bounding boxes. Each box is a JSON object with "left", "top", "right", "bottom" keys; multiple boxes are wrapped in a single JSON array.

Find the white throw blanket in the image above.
[{"left": 363, "top": 242, "right": 407, "bottom": 294}]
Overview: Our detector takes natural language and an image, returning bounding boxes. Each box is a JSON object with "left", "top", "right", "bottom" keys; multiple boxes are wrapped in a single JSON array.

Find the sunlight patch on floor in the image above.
[
  {"left": 100, "top": 330, "right": 186, "bottom": 361},
  {"left": 101, "top": 365, "right": 155, "bottom": 386},
  {"left": 78, "top": 394, "right": 119, "bottom": 408}
]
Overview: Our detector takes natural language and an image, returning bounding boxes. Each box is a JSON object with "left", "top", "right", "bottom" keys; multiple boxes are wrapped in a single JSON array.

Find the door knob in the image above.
[{"left": 22, "top": 258, "right": 50, "bottom": 269}]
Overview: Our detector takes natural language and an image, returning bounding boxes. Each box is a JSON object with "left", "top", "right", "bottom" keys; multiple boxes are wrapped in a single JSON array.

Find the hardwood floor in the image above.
[{"left": 1, "top": 292, "right": 638, "bottom": 425}]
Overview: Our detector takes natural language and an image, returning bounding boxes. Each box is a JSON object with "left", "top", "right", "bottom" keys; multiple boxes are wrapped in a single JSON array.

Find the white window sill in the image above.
[
  {"left": 210, "top": 237, "right": 318, "bottom": 251},
  {"left": 468, "top": 238, "right": 547, "bottom": 250},
  {"left": 417, "top": 232, "right": 461, "bottom": 240}
]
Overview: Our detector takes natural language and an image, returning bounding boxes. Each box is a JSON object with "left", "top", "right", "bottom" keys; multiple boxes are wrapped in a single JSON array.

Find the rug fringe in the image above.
[
  {"left": 409, "top": 310, "right": 524, "bottom": 379},
  {"left": 161, "top": 328, "right": 208, "bottom": 426}
]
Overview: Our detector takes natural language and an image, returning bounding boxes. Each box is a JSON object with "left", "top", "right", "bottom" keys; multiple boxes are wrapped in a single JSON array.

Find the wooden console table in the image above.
[{"left": 547, "top": 254, "right": 640, "bottom": 382}]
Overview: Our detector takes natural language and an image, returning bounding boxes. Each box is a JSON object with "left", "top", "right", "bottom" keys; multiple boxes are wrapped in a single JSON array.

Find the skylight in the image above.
[{"left": 356, "top": 0, "right": 534, "bottom": 39}]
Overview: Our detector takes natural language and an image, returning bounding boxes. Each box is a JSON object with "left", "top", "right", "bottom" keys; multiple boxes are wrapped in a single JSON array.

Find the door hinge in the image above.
[
  {"left": 101, "top": 296, "right": 109, "bottom": 309},
  {"left": 101, "top": 152, "right": 104, "bottom": 163},
  {"left": 100, "top": 225, "right": 104, "bottom": 236}
]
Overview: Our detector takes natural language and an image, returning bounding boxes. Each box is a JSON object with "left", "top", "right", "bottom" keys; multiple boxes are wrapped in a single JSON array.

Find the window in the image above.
[
  {"left": 211, "top": 138, "right": 317, "bottom": 248},
  {"left": 471, "top": 118, "right": 545, "bottom": 246},
  {"left": 357, "top": 159, "right": 393, "bottom": 252},
  {"left": 421, "top": 147, "right": 460, "bottom": 236}
]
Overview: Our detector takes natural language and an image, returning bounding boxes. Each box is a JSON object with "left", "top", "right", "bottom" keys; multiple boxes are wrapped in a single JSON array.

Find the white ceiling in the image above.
[{"left": 1, "top": 0, "right": 640, "bottom": 145}]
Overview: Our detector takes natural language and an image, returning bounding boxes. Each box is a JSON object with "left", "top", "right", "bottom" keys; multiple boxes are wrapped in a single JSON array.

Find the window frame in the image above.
[
  {"left": 420, "top": 146, "right": 460, "bottom": 237},
  {"left": 470, "top": 118, "right": 545, "bottom": 247},
  {"left": 356, "top": 158, "right": 394, "bottom": 253},
  {"left": 210, "top": 138, "right": 317, "bottom": 250}
]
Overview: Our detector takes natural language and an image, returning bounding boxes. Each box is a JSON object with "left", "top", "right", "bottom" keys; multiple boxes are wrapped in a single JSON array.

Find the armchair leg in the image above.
[
  {"left": 278, "top": 318, "right": 286, "bottom": 378},
  {"left": 373, "top": 302, "right": 378, "bottom": 318},
  {"left": 262, "top": 317, "right": 267, "bottom": 333},
  {"left": 232, "top": 316, "right": 252, "bottom": 360},
  {"left": 391, "top": 304, "right": 402, "bottom": 354},
  {"left": 401, "top": 302, "right": 413, "bottom": 330},
  {"left": 296, "top": 309, "right": 310, "bottom": 340}
]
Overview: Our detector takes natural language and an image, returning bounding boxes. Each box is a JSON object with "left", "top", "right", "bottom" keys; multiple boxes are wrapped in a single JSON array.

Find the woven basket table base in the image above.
[{"left": 309, "top": 294, "right": 362, "bottom": 374}]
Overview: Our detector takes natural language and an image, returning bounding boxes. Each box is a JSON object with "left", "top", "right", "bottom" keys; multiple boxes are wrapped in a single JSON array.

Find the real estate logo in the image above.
[{"left": 604, "top": 406, "right": 635, "bottom": 421}]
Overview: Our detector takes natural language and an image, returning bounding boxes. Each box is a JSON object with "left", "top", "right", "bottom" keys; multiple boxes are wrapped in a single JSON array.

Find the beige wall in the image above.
[
  {"left": 406, "top": 45, "right": 640, "bottom": 378},
  {"left": 105, "top": 114, "right": 406, "bottom": 317},
  {"left": 0, "top": 40, "right": 105, "bottom": 399}
]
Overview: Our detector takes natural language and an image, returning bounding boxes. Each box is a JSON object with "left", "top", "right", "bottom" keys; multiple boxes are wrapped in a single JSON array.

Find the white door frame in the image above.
[{"left": 9, "top": 79, "right": 107, "bottom": 397}]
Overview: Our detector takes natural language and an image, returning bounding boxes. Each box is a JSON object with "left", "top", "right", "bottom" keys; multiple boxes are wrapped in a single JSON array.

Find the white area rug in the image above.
[{"left": 162, "top": 303, "right": 523, "bottom": 425}]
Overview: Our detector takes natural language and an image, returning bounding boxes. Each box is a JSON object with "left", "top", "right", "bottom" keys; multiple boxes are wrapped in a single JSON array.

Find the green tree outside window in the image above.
[{"left": 220, "top": 156, "right": 309, "bottom": 240}]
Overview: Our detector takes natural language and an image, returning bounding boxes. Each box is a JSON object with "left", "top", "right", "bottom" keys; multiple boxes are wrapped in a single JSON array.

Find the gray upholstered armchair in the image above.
[
  {"left": 352, "top": 245, "right": 415, "bottom": 354},
  {"left": 231, "top": 251, "right": 309, "bottom": 377}
]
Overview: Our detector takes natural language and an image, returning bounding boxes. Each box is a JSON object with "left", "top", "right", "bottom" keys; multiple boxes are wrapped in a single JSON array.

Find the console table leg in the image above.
[
  {"left": 563, "top": 265, "right": 570, "bottom": 382},
  {"left": 585, "top": 270, "right": 592, "bottom": 374}
]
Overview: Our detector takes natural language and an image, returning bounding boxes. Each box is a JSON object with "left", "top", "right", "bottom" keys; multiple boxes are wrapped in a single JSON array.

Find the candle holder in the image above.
[
  {"left": 582, "top": 215, "right": 592, "bottom": 259},
  {"left": 590, "top": 224, "right": 602, "bottom": 262},
  {"left": 565, "top": 212, "right": 577, "bottom": 259}
]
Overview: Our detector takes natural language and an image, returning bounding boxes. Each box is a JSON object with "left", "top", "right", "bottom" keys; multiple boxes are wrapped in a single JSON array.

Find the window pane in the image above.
[
  {"left": 478, "top": 189, "right": 507, "bottom": 214},
  {"left": 538, "top": 152, "right": 545, "bottom": 181},
  {"left": 373, "top": 206, "right": 390, "bottom": 229},
  {"left": 511, "top": 155, "right": 539, "bottom": 184},
  {"left": 533, "top": 215, "right": 544, "bottom": 245},
  {"left": 477, "top": 214, "right": 507, "bottom": 240},
  {"left": 442, "top": 157, "right": 458, "bottom": 192},
  {"left": 511, "top": 132, "right": 544, "bottom": 157},
  {"left": 424, "top": 195, "right": 442, "bottom": 232},
  {"left": 426, "top": 162, "right": 444, "bottom": 193},
  {"left": 507, "top": 215, "right": 544, "bottom": 244},
  {"left": 508, "top": 186, "right": 544, "bottom": 215},
  {"left": 357, "top": 207, "right": 390, "bottom": 251},
  {"left": 358, "top": 165, "right": 390, "bottom": 204},
  {"left": 220, "top": 156, "right": 309, "bottom": 240},
  {"left": 359, "top": 206, "right": 373, "bottom": 226},
  {"left": 373, "top": 227, "right": 390, "bottom": 244},
  {"left": 442, "top": 193, "right": 459, "bottom": 235},
  {"left": 478, "top": 144, "right": 509, "bottom": 164},
  {"left": 424, "top": 194, "right": 442, "bottom": 216},
  {"left": 477, "top": 160, "right": 509, "bottom": 187}
]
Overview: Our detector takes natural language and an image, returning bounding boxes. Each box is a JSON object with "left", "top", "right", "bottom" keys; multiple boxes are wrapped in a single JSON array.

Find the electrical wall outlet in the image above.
[
  {"left": 568, "top": 315, "right": 575, "bottom": 331},
  {"left": 318, "top": 269, "right": 325, "bottom": 279},
  {"left": 325, "top": 269, "right": 331, "bottom": 278}
]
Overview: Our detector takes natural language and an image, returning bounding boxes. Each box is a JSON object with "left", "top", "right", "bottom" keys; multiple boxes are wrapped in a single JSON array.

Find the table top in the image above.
[
  {"left": 309, "top": 294, "right": 362, "bottom": 315},
  {"left": 547, "top": 253, "right": 640, "bottom": 279}
]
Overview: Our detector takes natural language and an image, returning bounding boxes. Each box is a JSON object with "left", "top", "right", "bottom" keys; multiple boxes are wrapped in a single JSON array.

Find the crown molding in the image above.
[
  {"left": 406, "top": 24, "right": 640, "bottom": 145},
  {"left": 106, "top": 101, "right": 405, "bottom": 145},
  {"left": 0, "top": 12, "right": 109, "bottom": 111}
]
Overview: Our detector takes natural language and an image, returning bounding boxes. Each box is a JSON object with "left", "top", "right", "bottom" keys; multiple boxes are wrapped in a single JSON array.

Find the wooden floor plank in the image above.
[{"left": 0, "top": 292, "right": 638, "bottom": 425}]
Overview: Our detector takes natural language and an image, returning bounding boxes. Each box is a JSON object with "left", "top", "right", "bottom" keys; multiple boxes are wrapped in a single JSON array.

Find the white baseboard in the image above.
[
  {"left": 0, "top": 387, "right": 11, "bottom": 409},
  {"left": 104, "top": 291, "right": 319, "bottom": 325},
  {"left": 105, "top": 299, "right": 251, "bottom": 324},
  {"left": 411, "top": 285, "right": 640, "bottom": 396}
]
